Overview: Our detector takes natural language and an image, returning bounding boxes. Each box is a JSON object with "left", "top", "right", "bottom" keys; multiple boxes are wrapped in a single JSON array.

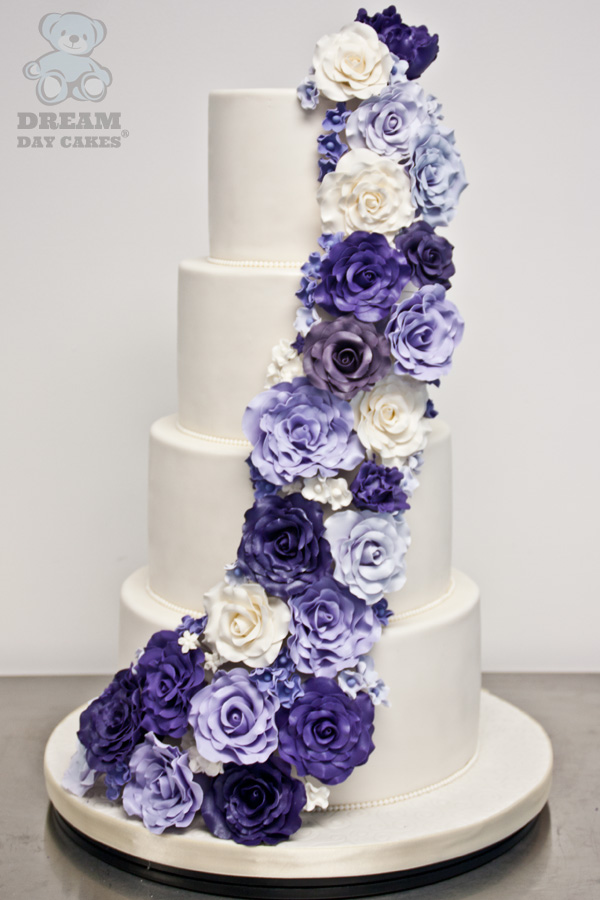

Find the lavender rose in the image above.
[
  {"left": 136, "top": 630, "right": 205, "bottom": 739},
  {"left": 395, "top": 221, "right": 455, "bottom": 289},
  {"left": 315, "top": 232, "right": 411, "bottom": 322},
  {"left": 243, "top": 378, "right": 364, "bottom": 485},
  {"left": 302, "top": 316, "right": 390, "bottom": 401},
  {"left": 325, "top": 509, "right": 411, "bottom": 603},
  {"left": 346, "top": 81, "right": 431, "bottom": 163},
  {"left": 356, "top": 6, "right": 439, "bottom": 80},
  {"left": 385, "top": 283, "right": 464, "bottom": 380},
  {"left": 201, "top": 758, "right": 306, "bottom": 846},
  {"left": 188, "top": 668, "right": 279, "bottom": 766},
  {"left": 237, "top": 493, "right": 332, "bottom": 600},
  {"left": 410, "top": 126, "right": 467, "bottom": 227},
  {"left": 351, "top": 459, "right": 410, "bottom": 513},
  {"left": 122, "top": 733, "right": 203, "bottom": 834},
  {"left": 78, "top": 666, "right": 143, "bottom": 797},
  {"left": 288, "top": 576, "right": 381, "bottom": 677},
  {"left": 277, "top": 677, "right": 375, "bottom": 785}
]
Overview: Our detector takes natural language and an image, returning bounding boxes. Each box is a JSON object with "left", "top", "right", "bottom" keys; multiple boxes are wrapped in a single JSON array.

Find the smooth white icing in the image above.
[
  {"left": 145, "top": 415, "right": 451, "bottom": 615},
  {"left": 209, "top": 90, "right": 324, "bottom": 261},
  {"left": 178, "top": 260, "right": 299, "bottom": 438}
]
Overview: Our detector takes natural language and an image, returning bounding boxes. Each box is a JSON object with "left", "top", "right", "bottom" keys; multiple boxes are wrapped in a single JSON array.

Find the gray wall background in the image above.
[{"left": 2, "top": 0, "right": 598, "bottom": 674}]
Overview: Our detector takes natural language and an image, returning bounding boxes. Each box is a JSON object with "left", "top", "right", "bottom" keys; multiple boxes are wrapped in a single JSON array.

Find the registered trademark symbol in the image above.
[{"left": 121, "top": 129, "right": 129, "bottom": 138}]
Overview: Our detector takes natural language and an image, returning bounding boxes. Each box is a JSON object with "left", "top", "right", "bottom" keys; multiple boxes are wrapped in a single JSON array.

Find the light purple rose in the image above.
[
  {"left": 122, "top": 733, "right": 203, "bottom": 834},
  {"left": 288, "top": 576, "right": 381, "bottom": 677},
  {"left": 243, "top": 378, "right": 365, "bottom": 486},
  {"left": 346, "top": 82, "right": 431, "bottom": 163},
  {"left": 410, "top": 125, "right": 467, "bottom": 227},
  {"left": 188, "top": 668, "right": 279, "bottom": 766},
  {"left": 385, "top": 283, "right": 464, "bottom": 380},
  {"left": 325, "top": 509, "right": 411, "bottom": 603}
]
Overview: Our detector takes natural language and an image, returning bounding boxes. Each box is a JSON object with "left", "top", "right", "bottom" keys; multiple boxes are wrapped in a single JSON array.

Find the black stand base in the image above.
[{"left": 50, "top": 804, "right": 542, "bottom": 899}]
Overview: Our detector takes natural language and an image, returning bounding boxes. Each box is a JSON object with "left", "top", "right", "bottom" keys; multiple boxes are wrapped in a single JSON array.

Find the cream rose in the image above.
[
  {"left": 318, "top": 149, "right": 414, "bottom": 241},
  {"left": 352, "top": 373, "right": 431, "bottom": 465},
  {"left": 203, "top": 581, "right": 290, "bottom": 668},
  {"left": 313, "top": 22, "right": 393, "bottom": 101}
]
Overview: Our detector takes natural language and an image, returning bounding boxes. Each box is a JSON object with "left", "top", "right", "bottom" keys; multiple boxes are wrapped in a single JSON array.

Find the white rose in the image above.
[
  {"left": 313, "top": 22, "right": 393, "bottom": 101},
  {"left": 265, "top": 338, "right": 304, "bottom": 387},
  {"left": 352, "top": 373, "right": 431, "bottom": 465},
  {"left": 318, "top": 149, "right": 414, "bottom": 241},
  {"left": 203, "top": 581, "right": 290, "bottom": 668}
]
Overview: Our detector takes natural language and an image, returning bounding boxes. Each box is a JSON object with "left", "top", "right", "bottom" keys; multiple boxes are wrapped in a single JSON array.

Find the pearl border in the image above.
[
  {"left": 176, "top": 419, "right": 252, "bottom": 449},
  {"left": 388, "top": 577, "right": 456, "bottom": 624},
  {"left": 207, "top": 256, "right": 303, "bottom": 269}
]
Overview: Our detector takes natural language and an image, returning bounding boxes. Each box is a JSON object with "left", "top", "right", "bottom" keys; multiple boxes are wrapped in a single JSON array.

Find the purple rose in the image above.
[
  {"left": 188, "top": 668, "right": 279, "bottom": 766},
  {"left": 122, "top": 733, "right": 203, "bottom": 834},
  {"left": 351, "top": 460, "right": 410, "bottom": 513},
  {"left": 346, "top": 82, "right": 431, "bottom": 163},
  {"left": 288, "top": 576, "right": 381, "bottom": 677},
  {"left": 384, "top": 283, "right": 464, "bottom": 380},
  {"left": 356, "top": 6, "right": 439, "bottom": 80},
  {"left": 325, "top": 509, "right": 411, "bottom": 603},
  {"left": 315, "top": 232, "right": 411, "bottom": 322},
  {"left": 243, "top": 378, "right": 364, "bottom": 485},
  {"left": 201, "top": 758, "right": 306, "bottom": 846},
  {"left": 136, "top": 631, "right": 205, "bottom": 739},
  {"left": 410, "top": 126, "right": 467, "bottom": 227},
  {"left": 395, "top": 221, "right": 455, "bottom": 289},
  {"left": 302, "top": 316, "right": 390, "bottom": 401},
  {"left": 237, "top": 493, "right": 332, "bottom": 600},
  {"left": 78, "top": 666, "right": 143, "bottom": 793},
  {"left": 277, "top": 678, "right": 375, "bottom": 785}
]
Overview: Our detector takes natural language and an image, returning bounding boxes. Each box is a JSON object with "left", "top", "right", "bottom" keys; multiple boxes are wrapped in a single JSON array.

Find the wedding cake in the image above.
[{"left": 45, "top": 7, "right": 552, "bottom": 890}]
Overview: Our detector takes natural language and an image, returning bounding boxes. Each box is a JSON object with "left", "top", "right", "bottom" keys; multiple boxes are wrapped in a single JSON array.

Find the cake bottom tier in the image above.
[{"left": 120, "top": 567, "right": 480, "bottom": 804}]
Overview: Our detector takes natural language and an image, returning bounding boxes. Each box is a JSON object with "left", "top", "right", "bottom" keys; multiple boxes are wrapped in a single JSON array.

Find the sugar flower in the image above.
[
  {"left": 410, "top": 125, "right": 467, "bottom": 227},
  {"left": 312, "top": 21, "right": 393, "bottom": 101},
  {"left": 301, "top": 475, "right": 352, "bottom": 510},
  {"left": 318, "top": 148, "right": 415, "bottom": 240},
  {"left": 303, "top": 780, "right": 330, "bottom": 812},
  {"left": 346, "top": 81, "right": 431, "bottom": 163},
  {"left": 352, "top": 372, "right": 431, "bottom": 466},
  {"left": 325, "top": 508, "right": 411, "bottom": 603},
  {"left": 203, "top": 580, "right": 291, "bottom": 669},
  {"left": 264, "top": 338, "right": 304, "bottom": 388}
]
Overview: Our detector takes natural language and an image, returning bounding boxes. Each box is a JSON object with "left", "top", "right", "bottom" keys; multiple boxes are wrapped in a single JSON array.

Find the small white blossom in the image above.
[
  {"left": 181, "top": 730, "right": 224, "bottom": 777},
  {"left": 303, "top": 780, "right": 330, "bottom": 812},
  {"left": 338, "top": 655, "right": 390, "bottom": 706},
  {"left": 265, "top": 339, "right": 304, "bottom": 388},
  {"left": 178, "top": 630, "right": 200, "bottom": 654},
  {"left": 301, "top": 475, "right": 352, "bottom": 510},
  {"left": 294, "top": 305, "right": 322, "bottom": 336},
  {"left": 203, "top": 651, "right": 226, "bottom": 673},
  {"left": 279, "top": 480, "right": 304, "bottom": 497}
]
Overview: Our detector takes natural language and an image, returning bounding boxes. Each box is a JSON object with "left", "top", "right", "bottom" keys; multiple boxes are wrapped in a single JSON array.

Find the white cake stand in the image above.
[{"left": 44, "top": 690, "right": 552, "bottom": 897}]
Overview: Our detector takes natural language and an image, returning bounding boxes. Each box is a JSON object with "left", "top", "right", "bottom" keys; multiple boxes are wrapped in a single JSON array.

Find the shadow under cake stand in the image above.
[{"left": 44, "top": 690, "right": 553, "bottom": 898}]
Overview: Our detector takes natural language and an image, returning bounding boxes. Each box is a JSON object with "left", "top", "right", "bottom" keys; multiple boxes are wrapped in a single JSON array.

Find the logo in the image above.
[{"left": 23, "top": 12, "right": 112, "bottom": 105}]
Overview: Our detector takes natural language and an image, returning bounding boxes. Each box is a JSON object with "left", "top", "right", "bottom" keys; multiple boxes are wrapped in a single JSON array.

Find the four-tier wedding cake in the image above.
[{"left": 45, "top": 7, "right": 552, "bottom": 891}]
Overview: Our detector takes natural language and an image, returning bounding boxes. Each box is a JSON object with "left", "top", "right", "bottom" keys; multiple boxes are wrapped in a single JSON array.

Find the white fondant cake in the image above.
[{"left": 48, "top": 11, "right": 551, "bottom": 878}]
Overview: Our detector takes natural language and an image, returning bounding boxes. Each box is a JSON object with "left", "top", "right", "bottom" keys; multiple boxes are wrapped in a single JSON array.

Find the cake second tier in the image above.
[{"left": 146, "top": 414, "right": 451, "bottom": 615}]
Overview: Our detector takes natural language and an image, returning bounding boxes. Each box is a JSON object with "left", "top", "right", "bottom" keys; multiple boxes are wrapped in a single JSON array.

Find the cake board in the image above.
[{"left": 44, "top": 690, "right": 553, "bottom": 897}]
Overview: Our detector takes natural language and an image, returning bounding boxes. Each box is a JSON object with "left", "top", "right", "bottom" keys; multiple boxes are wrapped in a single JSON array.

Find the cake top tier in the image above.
[{"left": 208, "top": 89, "right": 324, "bottom": 264}]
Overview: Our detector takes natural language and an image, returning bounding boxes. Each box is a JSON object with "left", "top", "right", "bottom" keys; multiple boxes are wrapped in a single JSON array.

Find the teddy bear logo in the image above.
[{"left": 23, "top": 12, "right": 112, "bottom": 105}]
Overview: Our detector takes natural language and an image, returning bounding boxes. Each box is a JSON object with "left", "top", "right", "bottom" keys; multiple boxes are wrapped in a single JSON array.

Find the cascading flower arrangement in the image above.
[{"left": 63, "top": 6, "right": 466, "bottom": 846}]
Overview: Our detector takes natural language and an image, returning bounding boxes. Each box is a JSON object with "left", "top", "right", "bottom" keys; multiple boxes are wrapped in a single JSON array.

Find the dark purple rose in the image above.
[
  {"left": 276, "top": 677, "right": 375, "bottom": 785},
  {"left": 201, "top": 758, "right": 306, "bottom": 846},
  {"left": 350, "top": 460, "right": 410, "bottom": 513},
  {"left": 136, "top": 631, "right": 205, "bottom": 739},
  {"left": 78, "top": 666, "right": 143, "bottom": 791},
  {"left": 122, "top": 733, "right": 203, "bottom": 834},
  {"left": 356, "top": 6, "right": 439, "bottom": 80},
  {"left": 237, "top": 493, "right": 332, "bottom": 600},
  {"left": 288, "top": 577, "right": 381, "bottom": 677},
  {"left": 395, "top": 221, "right": 455, "bottom": 289},
  {"left": 315, "top": 231, "right": 411, "bottom": 322},
  {"left": 384, "top": 283, "right": 464, "bottom": 380},
  {"left": 243, "top": 378, "right": 364, "bottom": 486},
  {"left": 303, "top": 316, "right": 390, "bottom": 401}
]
